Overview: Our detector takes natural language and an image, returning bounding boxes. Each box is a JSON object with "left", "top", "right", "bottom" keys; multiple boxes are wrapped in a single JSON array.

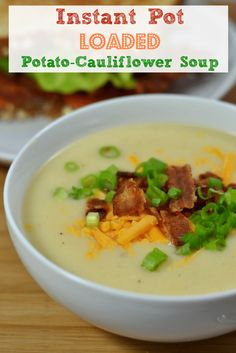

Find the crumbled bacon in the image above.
[
  {"left": 86, "top": 198, "right": 109, "bottom": 220},
  {"left": 113, "top": 179, "right": 146, "bottom": 216},
  {"left": 160, "top": 211, "right": 193, "bottom": 246},
  {"left": 227, "top": 183, "right": 236, "bottom": 190},
  {"left": 167, "top": 164, "right": 196, "bottom": 212},
  {"left": 117, "top": 171, "right": 148, "bottom": 191}
]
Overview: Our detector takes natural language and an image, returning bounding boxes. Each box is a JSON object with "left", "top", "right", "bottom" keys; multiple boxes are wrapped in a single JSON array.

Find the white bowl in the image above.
[{"left": 4, "top": 94, "right": 236, "bottom": 342}]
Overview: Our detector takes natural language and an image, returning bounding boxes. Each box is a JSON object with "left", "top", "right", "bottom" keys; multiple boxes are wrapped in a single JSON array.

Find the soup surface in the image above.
[{"left": 23, "top": 124, "right": 236, "bottom": 295}]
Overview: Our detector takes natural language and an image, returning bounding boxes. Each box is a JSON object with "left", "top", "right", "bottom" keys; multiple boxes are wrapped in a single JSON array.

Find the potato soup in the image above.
[{"left": 23, "top": 124, "right": 236, "bottom": 296}]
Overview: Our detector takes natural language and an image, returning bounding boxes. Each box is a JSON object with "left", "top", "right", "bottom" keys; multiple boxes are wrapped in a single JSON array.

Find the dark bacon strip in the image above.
[
  {"left": 113, "top": 179, "right": 146, "bottom": 217},
  {"left": 86, "top": 198, "right": 109, "bottom": 220},
  {"left": 117, "top": 171, "right": 148, "bottom": 191},
  {"left": 167, "top": 164, "right": 196, "bottom": 212},
  {"left": 160, "top": 211, "right": 194, "bottom": 246}
]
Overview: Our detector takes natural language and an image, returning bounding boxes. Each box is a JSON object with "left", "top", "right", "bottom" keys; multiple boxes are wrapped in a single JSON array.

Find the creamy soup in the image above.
[{"left": 23, "top": 124, "right": 236, "bottom": 295}]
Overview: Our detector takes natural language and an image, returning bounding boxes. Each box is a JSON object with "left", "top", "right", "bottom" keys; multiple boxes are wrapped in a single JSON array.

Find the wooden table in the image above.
[{"left": 0, "top": 86, "right": 236, "bottom": 352}]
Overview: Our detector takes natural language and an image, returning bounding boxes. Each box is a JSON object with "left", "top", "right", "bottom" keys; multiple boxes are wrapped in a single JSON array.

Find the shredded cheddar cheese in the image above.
[
  {"left": 128, "top": 154, "right": 140, "bottom": 167},
  {"left": 194, "top": 157, "right": 209, "bottom": 167},
  {"left": 117, "top": 215, "right": 157, "bottom": 245},
  {"left": 67, "top": 211, "right": 166, "bottom": 257},
  {"left": 203, "top": 146, "right": 225, "bottom": 161},
  {"left": 222, "top": 152, "right": 236, "bottom": 185},
  {"left": 147, "top": 227, "right": 169, "bottom": 244},
  {"left": 90, "top": 228, "right": 116, "bottom": 249}
]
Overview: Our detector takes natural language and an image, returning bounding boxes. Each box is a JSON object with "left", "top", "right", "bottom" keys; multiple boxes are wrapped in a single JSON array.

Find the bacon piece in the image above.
[
  {"left": 160, "top": 211, "right": 193, "bottom": 246},
  {"left": 113, "top": 179, "right": 146, "bottom": 216},
  {"left": 167, "top": 165, "right": 196, "bottom": 212},
  {"left": 117, "top": 171, "right": 148, "bottom": 191},
  {"left": 86, "top": 198, "right": 109, "bottom": 220},
  {"left": 228, "top": 183, "right": 236, "bottom": 190}
]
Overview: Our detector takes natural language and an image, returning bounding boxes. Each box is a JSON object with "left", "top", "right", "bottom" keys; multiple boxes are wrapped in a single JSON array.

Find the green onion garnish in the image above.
[
  {"left": 53, "top": 187, "right": 68, "bottom": 200},
  {"left": 81, "top": 174, "right": 97, "bottom": 189},
  {"left": 208, "top": 177, "right": 223, "bottom": 189},
  {"left": 105, "top": 190, "right": 116, "bottom": 203},
  {"left": 146, "top": 184, "right": 168, "bottom": 207},
  {"left": 220, "top": 188, "right": 236, "bottom": 211},
  {"left": 197, "top": 186, "right": 211, "bottom": 200},
  {"left": 98, "top": 170, "right": 117, "bottom": 191},
  {"left": 64, "top": 161, "right": 80, "bottom": 173},
  {"left": 181, "top": 195, "right": 236, "bottom": 255},
  {"left": 141, "top": 248, "right": 168, "bottom": 271},
  {"left": 86, "top": 212, "right": 100, "bottom": 228},
  {"left": 149, "top": 173, "right": 168, "bottom": 189},
  {"left": 99, "top": 146, "right": 121, "bottom": 159},
  {"left": 168, "top": 187, "right": 182, "bottom": 200},
  {"left": 204, "top": 238, "right": 226, "bottom": 251},
  {"left": 68, "top": 187, "right": 93, "bottom": 200},
  {"left": 105, "top": 164, "right": 118, "bottom": 175},
  {"left": 151, "top": 198, "right": 162, "bottom": 207},
  {"left": 136, "top": 158, "right": 167, "bottom": 177},
  {"left": 176, "top": 243, "right": 192, "bottom": 256}
]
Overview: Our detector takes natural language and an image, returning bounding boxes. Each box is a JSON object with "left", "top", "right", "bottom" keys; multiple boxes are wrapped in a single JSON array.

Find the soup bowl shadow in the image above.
[{"left": 4, "top": 94, "right": 236, "bottom": 342}]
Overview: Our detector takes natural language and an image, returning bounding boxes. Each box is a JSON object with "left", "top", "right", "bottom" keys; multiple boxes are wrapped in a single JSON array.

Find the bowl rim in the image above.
[{"left": 4, "top": 93, "right": 236, "bottom": 303}]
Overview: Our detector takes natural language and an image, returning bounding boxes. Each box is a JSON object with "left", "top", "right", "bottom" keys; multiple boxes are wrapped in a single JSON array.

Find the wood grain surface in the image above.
[{"left": 1, "top": 4, "right": 236, "bottom": 350}]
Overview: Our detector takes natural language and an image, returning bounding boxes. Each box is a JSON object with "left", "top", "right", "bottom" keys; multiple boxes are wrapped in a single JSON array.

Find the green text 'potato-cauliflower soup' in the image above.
[{"left": 23, "top": 124, "right": 236, "bottom": 296}]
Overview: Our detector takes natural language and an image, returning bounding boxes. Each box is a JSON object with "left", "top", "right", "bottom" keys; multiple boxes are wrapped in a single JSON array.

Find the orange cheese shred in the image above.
[
  {"left": 222, "top": 152, "right": 236, "bottom": 185},
  {"left": 203, "top": 146, "right": 225, "bottom": 161},
  {"left": 128, "top": 154, "right": 140, "bottom": 167},
  {"left": 68, "top": 212, "right": 167, "bottom": 257},
  {"left": 148, "top": 227, "right": 169, "bottom": 244},
  {"left": 117, "top": 215, "right": 157, "bottom": 245},
  {"left": 90, "top": 228, "right": 116, "bottom": 249}
]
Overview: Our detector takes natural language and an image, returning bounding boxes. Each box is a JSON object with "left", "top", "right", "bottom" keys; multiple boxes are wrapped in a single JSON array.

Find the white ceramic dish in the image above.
[
  {"left": 1, "top": 22, "right": 236, "bottom": 164},
  {"left": 4, "top": 94, "right": 236, "bottom": 342}
]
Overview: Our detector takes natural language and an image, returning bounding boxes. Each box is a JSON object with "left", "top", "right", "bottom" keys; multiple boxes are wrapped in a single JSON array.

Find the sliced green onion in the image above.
[
  {"left": 86, "top": 212, "right": 100, "bottom": 228},
  {"left": 53, "top": 187, "right": 68, "bottom": 200},
  {"left": 216, "top": 222, "right": 231, "bottom": 239},
  {"left": 99, "top": 146, "right": 121, "bottom": 159},
  {"left": 149, "top": 173, "right": 168, "bottom": 189},
  {"left": 220, "top": 188, "right": 236, "bottom": 211},
  {"left": 168, "top": 187, "right": 182, "bottom": 200},
  {"left": 197, "top": 186, "right": 212, "bottom": 200},
  {"left": 182, "top": 232, "right": 202, "bottom": 250},
  {"left": 151, "top": 198, "right": 162, "bottom": 207},
  {"left": 181, "top": 187, "right": 236, "bottom": 255},
  {"left": 205, "top": 239, "right": 226, "bottom": 251},
  {"left": 136, "top": 158, "right": 167, "bottom": 177},
  {"left": 208, "top": 177, "right": 223, "bottom": 189},
  {"left": 105, "top": 190, "right": 116, "bottom": 203},
  {"left": 68, "top": 186, "right": 93, "bottom": 200},
  {"left": 64, "top": 161, "right": 80, "bottom": 172},
  {"left": 81, "top": 174, "right": 97, "bottom": 189},
  {"left": 98, "top": 170, "right": 117, "bottom": 191},
  {"left": 176, "top": 243, "right": 192, "bottom": 256},
  {"left": 146, "top": 184, "right": 168, "bottom": 207},
  {"left": 229, "top": 212, "right": 236, "bottom": 227},
  {"left": 105, "top": 164, "right": 119, "bottom": 175},
  {"left": 190, "top": 211, "right": 202, "bottom": 224},
  {"left": 201, "top": 203, "right": 218, "bottom": 220},
  {"left": 141, "top": 248, "right": 168, "bottom": 272}
]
